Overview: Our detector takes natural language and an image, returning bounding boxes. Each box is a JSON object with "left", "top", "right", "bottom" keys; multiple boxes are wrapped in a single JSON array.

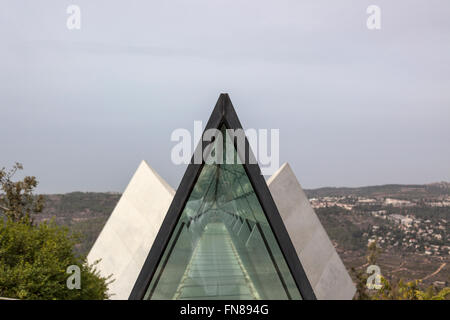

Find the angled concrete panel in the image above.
[
  {"left": 267, "top": 163, "right": 356, "bottom": 300},
  {"left": 87, "top": 160, "right": 174, "bottom": 299}
]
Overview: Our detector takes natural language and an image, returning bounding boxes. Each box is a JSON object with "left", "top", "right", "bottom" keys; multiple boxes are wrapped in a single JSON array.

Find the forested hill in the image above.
[
  {"left": 37, "top": 192, "right": 120, "bottom": 254},
  {"left": 35, "top": 182, "right": 450, "bottom": 255},
  {"left": 304, "top": 182, "right": 450, "bottom": 200},
  {"left": 33, "top": 182, "right": 449, "bottom": 289}
]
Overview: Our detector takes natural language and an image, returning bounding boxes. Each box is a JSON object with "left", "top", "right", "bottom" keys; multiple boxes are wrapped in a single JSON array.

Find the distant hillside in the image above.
[
  {"left": 304, "top": 182, "right": 450, "bottom": 200},
  {"left": 33, "top": 183, "right": 449, "bottom": 289},
  {"left": 36, "top": 183, "right": 450, "bottom": 255},
  {"left": 36, "top": 192, "right": 120, "bottom": 255}
]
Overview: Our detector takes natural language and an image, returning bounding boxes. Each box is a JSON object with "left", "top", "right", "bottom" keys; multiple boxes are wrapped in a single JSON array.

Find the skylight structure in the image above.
[{"left": 129, "top": 94, "right": 315, "bottom": 300}]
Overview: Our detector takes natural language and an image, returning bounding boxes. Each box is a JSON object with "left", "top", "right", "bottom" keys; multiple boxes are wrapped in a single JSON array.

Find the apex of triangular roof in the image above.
[
  {"left": 138, "top": 160, "right": 175, "bottom": 196},
  {"left": 267, "top": 162, "right": 291, "bottom": 185}
]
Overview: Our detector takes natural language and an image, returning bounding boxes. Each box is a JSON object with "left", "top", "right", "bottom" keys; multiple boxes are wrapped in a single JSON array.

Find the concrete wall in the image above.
[
  {"left": 87, "top": 160, "right": 174, "bottom": 300},
  {"left": 267, "top": 163, "right": 356, "bottom": 300}
]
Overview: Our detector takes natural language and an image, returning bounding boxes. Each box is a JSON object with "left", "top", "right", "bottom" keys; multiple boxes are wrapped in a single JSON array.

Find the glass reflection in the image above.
[{"left": 144, "top": 126, "right": 301, "bottom": 300}]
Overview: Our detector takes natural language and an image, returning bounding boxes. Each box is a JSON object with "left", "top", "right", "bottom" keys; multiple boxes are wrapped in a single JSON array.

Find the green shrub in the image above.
[{"left": 0, "top": 219, "right": 111, "bottom": 300}]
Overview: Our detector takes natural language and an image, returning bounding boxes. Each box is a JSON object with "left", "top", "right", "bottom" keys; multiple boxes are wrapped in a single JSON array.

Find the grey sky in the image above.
[{"left": 1, "top": 0, "right": 449, "bottom": 193}]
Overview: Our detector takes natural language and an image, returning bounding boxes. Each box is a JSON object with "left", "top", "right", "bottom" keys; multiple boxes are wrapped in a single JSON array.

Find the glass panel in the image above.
[{"left": 144, "top": 126, "right": 302, "bottom": 300}]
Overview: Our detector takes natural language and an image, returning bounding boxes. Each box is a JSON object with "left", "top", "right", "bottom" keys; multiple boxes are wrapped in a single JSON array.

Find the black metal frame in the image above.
[{"left": 129, "top": 94, "right": 316, "bottom": 300}]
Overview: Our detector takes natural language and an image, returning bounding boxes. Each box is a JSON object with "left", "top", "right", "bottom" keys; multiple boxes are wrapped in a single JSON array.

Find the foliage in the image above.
[
  {"left": 366, "top": 240, "right": 382, "bottom": 265},
  {"left": 0, "top": 164, "right": 112, "bottom": 299},
  {"left": 373, "top": 278, "right": 450, "bottom": 300},
  {"left": 353, "top": 241, "right": 449, "bottom": 300},
  {"left": 0, "top": 218, "right": 111, "bottom": 299},
  {"left": 0, "top": 163, "right": 44, "bottom": 223}
]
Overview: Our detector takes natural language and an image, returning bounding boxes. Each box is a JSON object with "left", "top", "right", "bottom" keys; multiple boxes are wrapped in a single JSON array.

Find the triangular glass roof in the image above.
[{"left": 130, "top": 94, "right": 315, "bottom": 300}]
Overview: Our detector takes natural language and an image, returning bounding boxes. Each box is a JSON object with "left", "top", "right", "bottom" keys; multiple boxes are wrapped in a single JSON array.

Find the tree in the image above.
[
  {"left": 352, "top": 240, "right": 381, "bottom": 300},
  {"left": 0, "top": 164, "right": 111, "bottom": 299},
  {"left": 373, "top": 278, "right": 450, "bottom": 300},
  {"left": 0, "top": 219, "right": 111, "bottom": 299},
  {"left": 353, "top": 240, "right": 450, "bottom": 300},
  {"left": 0, "top": 162, "right": 44, "bottom": 223}
]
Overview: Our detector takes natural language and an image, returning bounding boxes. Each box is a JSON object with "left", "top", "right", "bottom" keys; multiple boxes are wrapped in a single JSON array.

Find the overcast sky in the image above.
[{"left": 1, "top": 0, "right": 449, "bottom": 193}]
